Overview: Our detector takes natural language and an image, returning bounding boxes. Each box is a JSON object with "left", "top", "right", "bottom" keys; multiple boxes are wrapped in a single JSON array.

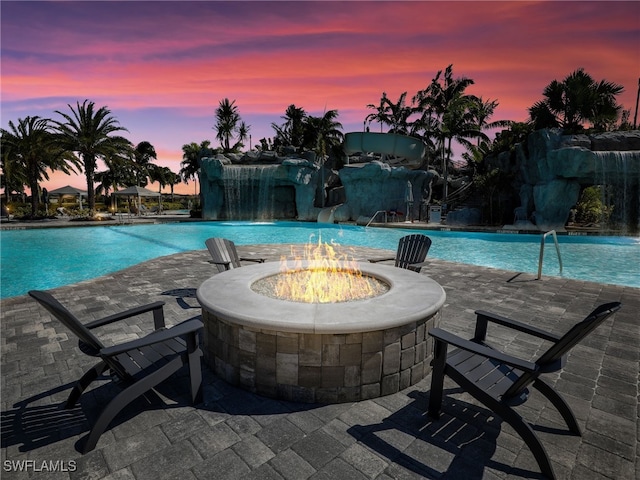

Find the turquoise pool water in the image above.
[{"left": 1, "top": 221, "right": 638, "bottom": 298}]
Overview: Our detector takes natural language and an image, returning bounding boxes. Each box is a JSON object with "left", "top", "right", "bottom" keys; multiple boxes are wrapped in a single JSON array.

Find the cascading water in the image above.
[
  {"left": 594, "top": 151, "right": 640, "bottom": 234},
  {"left": 222, "top": 165, "right": 278, "bottom": 220}
]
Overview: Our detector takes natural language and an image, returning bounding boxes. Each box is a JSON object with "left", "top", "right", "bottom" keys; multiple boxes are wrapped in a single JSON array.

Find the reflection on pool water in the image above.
[{"left": 1, "top": 221, "right": 638, "bottom": 298}]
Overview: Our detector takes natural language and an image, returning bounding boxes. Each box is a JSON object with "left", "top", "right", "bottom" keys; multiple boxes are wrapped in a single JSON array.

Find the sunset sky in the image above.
[{"left": 1, "top": 1, "right": 638, "bottom": 195}]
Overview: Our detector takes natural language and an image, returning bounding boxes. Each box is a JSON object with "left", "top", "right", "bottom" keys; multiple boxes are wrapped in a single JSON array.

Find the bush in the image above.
[
  {"left": 161, "top": 201, "right": 186, "bottom": 210},
  {"left": 575, "top": 186, "right": 613, "bottom": 225}
]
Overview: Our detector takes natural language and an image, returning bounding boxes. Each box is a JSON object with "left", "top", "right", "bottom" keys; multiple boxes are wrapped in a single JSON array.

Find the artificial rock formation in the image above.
[
  {"left": 199, "top": 155, "right": 322, "bottom": 221},
  {"left": 491, "top": 129, "right": 640, "bottom": 231},
  {"left": 200, "top": 154, "right": 438, "bottom": 223},
  {"left": 334, "top": 161, "right": 437, "bottom": 223}
]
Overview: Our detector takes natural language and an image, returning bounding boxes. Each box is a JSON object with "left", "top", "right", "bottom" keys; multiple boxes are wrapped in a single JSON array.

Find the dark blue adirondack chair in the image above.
[
  {"left": 205, "top": 237, "right": 265, "bottom": 273},
  {"left": 428, "top": 302, "right": 621, "bottom": 479},
  {"left": 369, "top": 233, "right": 432, "bottom": 273},
  {"left": 28, "top": 290, "right": 204, "bottom": 453}
]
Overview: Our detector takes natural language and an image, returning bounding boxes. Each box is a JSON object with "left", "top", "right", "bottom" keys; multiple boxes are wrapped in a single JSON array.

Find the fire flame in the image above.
[{"left": 272, "top": 239, "right": 387, "bottom": 303}]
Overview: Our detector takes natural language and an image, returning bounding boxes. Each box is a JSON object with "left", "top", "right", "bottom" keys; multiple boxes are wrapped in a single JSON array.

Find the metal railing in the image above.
[
  {"left": 445, "top": 180, "right": 474, "bottom": 205},
  {"left": 538, "top": 230, "right": 563, "bottom": 279},
  {"left": 365, "top": 210, "right": 388, "bottom": 227},
  {"left": 116, "top": 212, "right": 132, "bottom": 225}
]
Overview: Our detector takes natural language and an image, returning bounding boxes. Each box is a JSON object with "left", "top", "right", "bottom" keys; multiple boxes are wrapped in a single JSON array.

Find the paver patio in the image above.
[{"left": 1, "top": 244, "right": 638, "bottom": 479}]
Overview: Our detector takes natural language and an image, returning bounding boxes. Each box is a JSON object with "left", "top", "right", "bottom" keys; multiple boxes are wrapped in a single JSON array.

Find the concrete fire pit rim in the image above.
[{"left": 196, "top": 261, "right": 446, "bottom": 334}]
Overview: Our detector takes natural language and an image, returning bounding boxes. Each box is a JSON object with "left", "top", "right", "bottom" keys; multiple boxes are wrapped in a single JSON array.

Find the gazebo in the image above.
[
  {"left": 113, "top": 186, "right": 161, "bottom": 215},
  {"left": 47, "top": 185, "right": 87, "bottom": 210}
]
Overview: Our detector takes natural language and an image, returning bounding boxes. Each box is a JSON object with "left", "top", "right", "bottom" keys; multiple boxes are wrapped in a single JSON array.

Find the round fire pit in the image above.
[{"left": 197, "top": 260, "right": 446, "bottom": 403}]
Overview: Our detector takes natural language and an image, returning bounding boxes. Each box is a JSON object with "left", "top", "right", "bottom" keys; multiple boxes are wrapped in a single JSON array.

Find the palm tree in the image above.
[
  {"left": 365, "top": 92, "right": 415, "bottom": 134},
  {"left": 53, "top": 100, "right": 131, "bottom": 214},
  {"left": 413, "top": 65, "right": 478, "bottom": 199},
  {"left": 440, "top": 96, "right": 488, "bottom": 198},
  {"left": 272, "top": 104, "right": 307, "bottom": 148},
  {"left": 147, "top": 165, "right": 174, "bottom": 211},
  {"left": 164, "top": 169, "right": 180, "bottom": 202},
  {"left": 365, "top": 93, "right": 390, "bottom": 132},
  {"left": 1, "top": 116, "right": 80, "bottom": 216},
  {"left": 590, "top": 78, "right": 626, "bottom": 130},
  {"left": 95, "top": 152, "right": 137, "bottom": 211},
  {"left": 132, "top": 141, "right": 157, "bottom": 186},
  {"left": 231, "top": 121, "right": 250, "bottom": 152},
  {"left": 468, "top": 97, "right": 512, "bottom": 145},
  {"left": 489, "top": 121, "right": 534, "bottom": 156},
  {"left": 302, "top": 109, "right": 344, "bottom": 158},
  {"left": 414, "top": 65, "right": 474, "bottom": 118},
  {"left": 1, "top": 138, "right": 28, "bottom": 203},
  {"left": 461, "top": 139, "right": 493, "bottom": 176},
  {"left": 385, "top": 92, "right": 414, "bottom": 135},
  {"left": 214, "top": 98, "right": 241, "bottom": 153},
  {"left": 299, "top": 109, "right": 343, "bottom": 207},
  {"left": 529, "top": 68, "right": 624, "bottom": 132},
  {"left": 180, "top": 140, "right": 213, "bottom": 199}
]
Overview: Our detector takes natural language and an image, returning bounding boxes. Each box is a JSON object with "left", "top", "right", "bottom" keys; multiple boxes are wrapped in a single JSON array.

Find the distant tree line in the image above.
[
  {"left": 1, "top": 100, "right": 183, "bottom": 217},
  {"left": 2, "top": 66, "right": 631, "bottom": 218}
]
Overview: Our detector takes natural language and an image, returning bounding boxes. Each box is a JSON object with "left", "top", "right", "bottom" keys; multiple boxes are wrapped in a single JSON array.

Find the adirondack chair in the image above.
[
  {"left": 369, "top": 233, "right": 432, "bottom": 273},
  {"left": 205, "top": 237, "right": 265, "bottom": 273},
  {"left": 427, "top": 302, "right": 621, "bottom": 479},
  {"left": 28, "top": 290, "right": 204, "bottom": 453}
]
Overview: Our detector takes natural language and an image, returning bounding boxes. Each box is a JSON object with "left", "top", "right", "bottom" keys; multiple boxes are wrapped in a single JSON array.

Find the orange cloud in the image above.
[{"left": 2, "top": 1, "right": 638, "bottom": 196}]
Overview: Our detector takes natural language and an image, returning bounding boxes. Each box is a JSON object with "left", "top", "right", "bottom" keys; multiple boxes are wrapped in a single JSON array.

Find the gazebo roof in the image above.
[
  {"left": 47, "top": 185, "right": 87, "bottom": 196},
  {"left": 113, "top": 186, "right": 160, "bottom": 196}
]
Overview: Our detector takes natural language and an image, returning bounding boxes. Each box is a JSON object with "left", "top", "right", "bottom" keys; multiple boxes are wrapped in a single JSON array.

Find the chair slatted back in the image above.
[
  {"left": 205, "top": 237, "right": 241, "bottom": 273},
  {"left": 504, "top": 302, "right": 621, "bottom": 399},
  {"left": 28, "top": 290, "right": 105, "bottom": 356},
  {"left": 395, "top": 234, "right": 432, "bottom": 272}
]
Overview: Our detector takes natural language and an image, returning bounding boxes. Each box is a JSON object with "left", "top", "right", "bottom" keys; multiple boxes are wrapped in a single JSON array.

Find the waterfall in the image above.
[
  {"left": 222, "top": 165, "right": 278, "bottom": 220},
  {"left": 257, "top": 166, "right": 277, "bottom": 219},
  {"left": 594, "top": 151, "right": 640, "bottom": 233}
]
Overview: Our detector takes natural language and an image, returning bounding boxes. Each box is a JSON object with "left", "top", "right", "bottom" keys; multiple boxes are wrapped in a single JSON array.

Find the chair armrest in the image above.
[
  {"left": 429, "top": 328, "right": 538, "bottom": 373},
  {"left": 240, "top": 257, "right": 265, "bottom": 263},
  {"left": 208, "top": 259, "right": 232, "bottom": 269},
  {"left": 474, "top": 310, "right": 562, "bottom": 343},
  {"left": 408, "top": 260, "right": 430, "bottom": 268},
  {"left": 100, "top": 319, "right": 204, "bottom": 357},
  {"left": 368, "top": 257, "right": 395, "bottom": 264},
  {"left": 85, "top": 301, "right": 166, "bottom": 329}
]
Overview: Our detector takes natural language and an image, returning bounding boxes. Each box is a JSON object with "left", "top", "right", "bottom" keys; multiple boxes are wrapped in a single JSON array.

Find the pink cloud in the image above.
[{"left": 2, "top": 1, "right": 638, "bottom": 195}]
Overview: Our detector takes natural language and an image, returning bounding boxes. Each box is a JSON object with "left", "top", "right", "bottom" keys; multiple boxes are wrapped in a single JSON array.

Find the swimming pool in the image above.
[{"left": 1, "top": 221, "right": 638, "bottom": 298}]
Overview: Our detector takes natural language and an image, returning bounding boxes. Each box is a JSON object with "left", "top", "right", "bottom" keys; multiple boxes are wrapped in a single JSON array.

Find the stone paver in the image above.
[{"left": 1, "top": 243, "right": 638, "bottom": 480}]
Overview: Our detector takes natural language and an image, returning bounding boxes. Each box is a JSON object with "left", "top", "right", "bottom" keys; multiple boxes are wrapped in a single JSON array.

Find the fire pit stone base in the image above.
[
  {"left": 197, "top": 261, "right": 446, "bottom": 403},
  {"left": 202, "top": 308, "right": 440, "bottom": 403}
]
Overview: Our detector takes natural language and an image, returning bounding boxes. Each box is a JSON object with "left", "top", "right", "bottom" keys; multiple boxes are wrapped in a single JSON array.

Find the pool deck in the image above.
[
  {"left": 0, "top": 214, "right": 198, "bottom": 230},
  {"left": 0, "top": 215, "right": 616, "bottom": 236},
  {"left": 1, "top": 244, "right": 638, "bottom": 479}
]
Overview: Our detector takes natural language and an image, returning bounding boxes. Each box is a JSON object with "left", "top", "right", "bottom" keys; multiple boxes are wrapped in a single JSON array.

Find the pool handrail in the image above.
[
  {"left": 366, "top": 210, "right": 388, "bottom": 227},
  {"left": 538, "top": 230, "right": 563, "bottom": 280}
]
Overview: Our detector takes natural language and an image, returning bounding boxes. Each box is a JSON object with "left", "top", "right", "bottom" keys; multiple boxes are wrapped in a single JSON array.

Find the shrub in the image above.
[{"left": 575, "top": 186, "right": 613, "bottom": 225}]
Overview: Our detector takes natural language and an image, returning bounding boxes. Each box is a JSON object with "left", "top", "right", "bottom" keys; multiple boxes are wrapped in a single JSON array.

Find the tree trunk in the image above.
[
  {"left": 85, "top": 155, "right": 96, "bottom": 215},
  {"left": 441, "top": 139, "right": 448, "bottom": 201},
  {"left": 29, "top": 179, "right": 39, "bottom": 217}
]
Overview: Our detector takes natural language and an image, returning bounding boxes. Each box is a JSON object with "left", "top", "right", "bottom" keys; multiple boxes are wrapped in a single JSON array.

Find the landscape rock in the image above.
[{"left": 494, "top": 129, "right": 640, "bottom": 230}]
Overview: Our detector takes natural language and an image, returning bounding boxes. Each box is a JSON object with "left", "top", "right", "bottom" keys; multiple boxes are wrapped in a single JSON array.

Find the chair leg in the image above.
[
  {"left": 428, "top": 338, "right": 447, "bottom": 418},
  {"left": 66, "top": 361, "right": 109, "bottom": 408},
  {"left": 533, "top": 378, "right": 581, "bottom": 435},
  {"left": 499, "top": 403, "right": 557, "bottom": 479},
  {"left": 449, "top": 379, "right": 557, "bottom": 479},
  {"left": 186, "top": 332, "right": 203, "bottom": 404},
  {"left": 82, "top": 357, "right": 184, "bottom": 453}
]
